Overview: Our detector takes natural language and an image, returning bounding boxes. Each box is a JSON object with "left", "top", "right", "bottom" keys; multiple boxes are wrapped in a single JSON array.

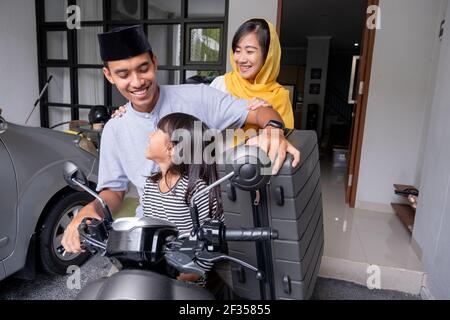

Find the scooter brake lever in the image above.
[{"left": 196, "top": 251, "right": 264, "bottom": 280}]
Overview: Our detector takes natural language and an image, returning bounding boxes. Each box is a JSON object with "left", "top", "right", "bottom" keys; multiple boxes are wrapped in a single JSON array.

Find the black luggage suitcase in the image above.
[{"left": 218, "top": 130, "right": 324, "bottom": 300}]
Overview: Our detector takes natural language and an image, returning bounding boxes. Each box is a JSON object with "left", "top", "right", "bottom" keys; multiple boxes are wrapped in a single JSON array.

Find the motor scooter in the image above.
[{"left": 62, "top": 144, "right": 278, "bottom": 300}]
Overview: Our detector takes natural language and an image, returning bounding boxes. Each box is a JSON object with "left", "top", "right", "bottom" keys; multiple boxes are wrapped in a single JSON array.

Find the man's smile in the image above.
[{"left": 130, "top": 86, "right": 150, "bottom": 98}]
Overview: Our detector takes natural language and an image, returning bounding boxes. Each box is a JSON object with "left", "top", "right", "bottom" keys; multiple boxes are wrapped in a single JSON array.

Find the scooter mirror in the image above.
[
  {"left": 62, "top": 161, "right": 114, "bottom": 224},
  {"left": 63, "top": 161, "right": 89, "bottom": 192},
  {"left": 225, "top": 145, "right": 271, "bottom": 191}
]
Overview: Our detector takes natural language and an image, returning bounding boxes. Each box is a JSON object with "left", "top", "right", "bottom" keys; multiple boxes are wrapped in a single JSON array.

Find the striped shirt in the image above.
[{"left": 142, "top": 175, "right": 223, "bottom": 272}]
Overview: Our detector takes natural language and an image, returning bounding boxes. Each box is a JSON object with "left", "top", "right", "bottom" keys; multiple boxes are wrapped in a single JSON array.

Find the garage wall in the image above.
[
  {"left": 414, "top": 0, "right": 448, "bottom": 187},
  {"left": 226, "top": 0, "right": 278, "bottom": 71},
  {"left": 356, "top": 0, "right": 445, "bottom": 209},
  {"left": 0, "top": 0, "right": 40, "bottom": 126},
  {"left": 413, "top": 1, "right": 450, "bottom": 300}
]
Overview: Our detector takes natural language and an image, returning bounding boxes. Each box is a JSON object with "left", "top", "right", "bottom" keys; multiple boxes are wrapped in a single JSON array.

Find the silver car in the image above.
[{"left": 0, "top": 112, "right": 98, "bottom": 280}]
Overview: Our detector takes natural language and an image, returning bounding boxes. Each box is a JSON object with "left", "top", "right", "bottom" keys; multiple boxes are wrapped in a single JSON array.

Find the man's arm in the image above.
[
  {"left": 61, "top": 189, "right": 125, "bottom": 253},
  {"left": 77, "top": 189, "right": 125, "bottom": 223},
  {"left": 244, "top": 105, "right": 283, "bottom": 129},
  {"left": 62, "top": 121, "right": 130, "bottom": 253},
  {"left": 198, "top": 85, "right": 300, "bottom": 173},
  {"left": 244, "top": 107, "right": 301, "bottom": 175}
]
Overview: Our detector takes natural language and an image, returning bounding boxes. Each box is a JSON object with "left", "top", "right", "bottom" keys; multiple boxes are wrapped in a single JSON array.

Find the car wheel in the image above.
[{"left": 39, "top": 191, "right": 94, "bottom": 275}]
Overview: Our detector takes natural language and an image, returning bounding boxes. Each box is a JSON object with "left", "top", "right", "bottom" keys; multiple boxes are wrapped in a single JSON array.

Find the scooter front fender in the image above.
[{"left": 76, "top": 269, "right": 214, "bottom": 300}]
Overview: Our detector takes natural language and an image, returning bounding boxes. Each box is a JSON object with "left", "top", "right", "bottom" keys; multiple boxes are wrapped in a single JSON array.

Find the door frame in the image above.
[
  {"left": 346, "top": 0, "right": 380, "bottom": 207},
  {"left": 276, "top": 0, "right": 283, "bottom": 35}
]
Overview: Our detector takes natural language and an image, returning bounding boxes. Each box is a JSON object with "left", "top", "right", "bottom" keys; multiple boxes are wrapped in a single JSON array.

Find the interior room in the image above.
[{"left": 277, "top": 0, "right": 448, "bottom": 295}]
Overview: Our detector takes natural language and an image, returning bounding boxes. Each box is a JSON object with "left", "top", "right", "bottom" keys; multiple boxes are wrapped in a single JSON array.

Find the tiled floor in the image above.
[{"left": 319, "top": 157, "right": 425, "bottom": 294}]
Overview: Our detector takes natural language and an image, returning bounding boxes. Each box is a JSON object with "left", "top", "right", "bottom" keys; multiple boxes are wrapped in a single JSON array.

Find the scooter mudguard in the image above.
[{"left": 76, "top": 269, "right": 214, "bottom": 300}]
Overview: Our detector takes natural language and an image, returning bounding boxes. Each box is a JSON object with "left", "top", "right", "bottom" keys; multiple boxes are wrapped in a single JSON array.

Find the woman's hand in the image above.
[
  {"left": 247, "top": 97, "right": 272, "bottom": 111},
  {"left": 111, "top": 105, "right": 127, "bottom": 118}
]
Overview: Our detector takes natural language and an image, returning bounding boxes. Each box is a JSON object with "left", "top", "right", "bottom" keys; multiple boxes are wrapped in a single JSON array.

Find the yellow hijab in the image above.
[{"left": 224, "top": 19, "right": 294, "bottom": 130}]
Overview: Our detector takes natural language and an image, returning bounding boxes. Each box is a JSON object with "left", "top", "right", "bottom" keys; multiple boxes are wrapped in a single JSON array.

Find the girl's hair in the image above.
[
  {"left": 232, "top": 18, "right": 271, "bottom": 62},
  {"left": 149, "top": 112, "right": 222, "bottom": 219}
]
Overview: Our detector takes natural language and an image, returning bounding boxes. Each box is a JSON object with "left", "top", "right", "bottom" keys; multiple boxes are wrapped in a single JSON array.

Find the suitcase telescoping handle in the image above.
[{"left": 225, "top": 227, "right": 278, "bottom": 241}]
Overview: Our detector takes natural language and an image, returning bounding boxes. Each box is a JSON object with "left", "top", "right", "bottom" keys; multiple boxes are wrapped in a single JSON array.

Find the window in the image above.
[
  {"left": 185, "top": 70, "right": 220, "bottom": 84},
  {"left": 148, "top": 0, "right": 181, "bottom": 18},
  {"left": 111, "top": 0, "right": 142, "bottom": 20},
  {"left": 36, "top": 0, "right": 228, "bottom": 128},
  {"left": 186, "top": 25, "right": 222, "bottom": 64},
  {"left": 147, "top": 24, "right": 181, "bottom": 66},
  {"left": 46, "top": 31, "right": 68, "bottom": 60},
  {"left": 187, "top": 0, "right": 226, "bottom": 18}
]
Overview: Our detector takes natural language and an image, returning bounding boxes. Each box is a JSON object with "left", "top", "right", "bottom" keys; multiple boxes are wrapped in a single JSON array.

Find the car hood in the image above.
[
  {"left": 0, "top": 122, "right": 97, "bottom": 194},
  {"left": 4, "top": 122, "right": 79, "bottom": 142}
]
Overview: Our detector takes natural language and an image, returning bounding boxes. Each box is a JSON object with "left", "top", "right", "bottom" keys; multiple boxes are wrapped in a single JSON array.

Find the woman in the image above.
[{"left": 210, "top": 18, "right": 294, "bottom": 129}]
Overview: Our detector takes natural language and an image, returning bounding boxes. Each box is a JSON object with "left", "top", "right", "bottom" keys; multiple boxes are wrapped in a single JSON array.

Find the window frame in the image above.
[{"left": 35, "top": 0, "right": 228, "bottom": 127}]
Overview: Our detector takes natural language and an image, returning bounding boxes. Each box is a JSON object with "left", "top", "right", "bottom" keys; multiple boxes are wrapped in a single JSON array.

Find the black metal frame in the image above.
[{"left": 36, "top": 0, "right": 228, "bottom": 127}]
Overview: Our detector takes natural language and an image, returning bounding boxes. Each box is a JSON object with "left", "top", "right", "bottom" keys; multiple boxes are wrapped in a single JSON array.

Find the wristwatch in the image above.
[{"left": 264, "top": 119, "right": 285, "bottom": 130}]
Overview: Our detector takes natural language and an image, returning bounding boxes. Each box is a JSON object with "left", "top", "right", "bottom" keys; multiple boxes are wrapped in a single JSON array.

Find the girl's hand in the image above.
[
  {"left": 177, "top": 273, "right": 202, "bottom": 282},
  {"left": 247, "top": 97, "right": 272, "bottom": 111},
  {"left": 111, "top": 105, "right": 127, "bottom": 118}
]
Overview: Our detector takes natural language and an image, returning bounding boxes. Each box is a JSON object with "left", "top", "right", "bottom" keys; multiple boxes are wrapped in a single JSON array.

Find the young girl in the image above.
[{"left": 141, "top": 112, "right": 223, "bottom": 285}]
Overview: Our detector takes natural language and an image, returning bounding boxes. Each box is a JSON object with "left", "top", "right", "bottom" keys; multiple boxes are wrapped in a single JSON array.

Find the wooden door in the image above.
[{"left": 346, "top": 0, "right": 380, "bottom": 206}]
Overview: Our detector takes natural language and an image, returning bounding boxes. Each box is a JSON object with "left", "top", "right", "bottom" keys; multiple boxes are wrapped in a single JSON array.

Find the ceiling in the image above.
[{"left": 280, "top": 0, "right": 367, "bottom": 51}]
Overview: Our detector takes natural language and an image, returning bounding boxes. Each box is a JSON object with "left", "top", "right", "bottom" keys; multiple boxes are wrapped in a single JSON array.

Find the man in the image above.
[{"left": 62, "top": 25, "right": 300, "bottom": 253}]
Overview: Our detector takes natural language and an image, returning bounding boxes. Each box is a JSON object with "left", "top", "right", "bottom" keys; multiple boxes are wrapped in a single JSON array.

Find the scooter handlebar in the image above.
[
  {"left": 224, "top": 227, "right": 278, "bottom": 241},
  {"left": 77, "top": 217, "right": 108, "bottom": 252}
]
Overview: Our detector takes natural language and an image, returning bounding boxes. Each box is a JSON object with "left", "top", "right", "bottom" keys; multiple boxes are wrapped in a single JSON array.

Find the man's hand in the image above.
[
  {"left": 246, "top": 127, "right": 301, "bottom": 175},
  {"left": 61, "top": 189, "right": 125, "bottom": 254},
  {"left": 243, "top": 103, "right": 300, "bottom": 174},
  {"left": 61, "top": 209, "right": 102, "bottom": 254}
]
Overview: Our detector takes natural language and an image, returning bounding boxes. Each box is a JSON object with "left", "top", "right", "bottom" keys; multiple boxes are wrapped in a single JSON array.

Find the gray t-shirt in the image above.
[{"left": 97, "top": 84, "right": 249, "bottom": 216}]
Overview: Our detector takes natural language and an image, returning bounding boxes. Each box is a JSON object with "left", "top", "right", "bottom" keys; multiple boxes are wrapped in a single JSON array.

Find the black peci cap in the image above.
[{"left": 97, "top": 25, "right": 152, "bottom": 62}]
